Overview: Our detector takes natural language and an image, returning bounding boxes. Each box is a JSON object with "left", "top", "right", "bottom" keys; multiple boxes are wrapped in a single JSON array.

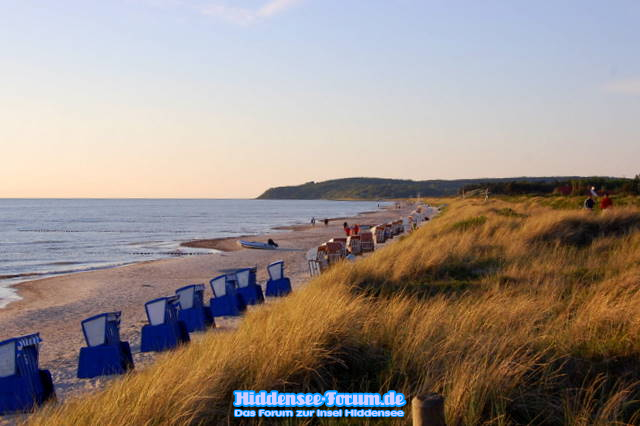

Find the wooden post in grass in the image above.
[{"left": 412, "top": 393, "right": 445, "bottom": 426}]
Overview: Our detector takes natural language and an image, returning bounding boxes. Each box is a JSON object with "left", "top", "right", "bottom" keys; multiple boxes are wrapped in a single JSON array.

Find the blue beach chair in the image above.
[
  {"left": 77, "top": 312, "right": 134, "bottom": 379},
  {"left": 0, "top": 334, "right": 55, "bottom": 414},
  {"left": 140, "top": 296, "right": 190, "bottom": 353},
  {"left": 235, "top": 268, "right": 264, "bottom": 305},
  {"left": 265, "top": 261, "right": 292, "bottom": 297},
  {"left": 384, "top": 223, "right": 393, "bottom": 240},
  {"left": 209, "top": 274, "right": 246, "bottom": 317},
  {"left": 176, "top": 284, "right": 215, "bottom": 332}
]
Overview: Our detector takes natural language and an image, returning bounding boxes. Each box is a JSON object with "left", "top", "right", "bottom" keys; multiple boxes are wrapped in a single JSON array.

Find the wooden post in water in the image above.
[{"left": 412, "top": 393, "right": 445, "bottom": 426}]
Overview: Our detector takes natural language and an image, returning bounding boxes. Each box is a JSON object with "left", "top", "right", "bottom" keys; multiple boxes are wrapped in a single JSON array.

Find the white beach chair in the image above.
[
  {"left": 360, "top": 232, "right": 375, "bottom": 252},
  {"left": 347, "top": 235, "right": 361, "bottom": 255},
  {"left": 306, "top": 247, "right": 328, "bottom": 276}
]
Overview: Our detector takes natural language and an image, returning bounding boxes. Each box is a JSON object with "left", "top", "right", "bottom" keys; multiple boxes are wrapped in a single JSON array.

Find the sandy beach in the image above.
[{"left": 0, "top": 205, "right": 414, "bottom": 407}]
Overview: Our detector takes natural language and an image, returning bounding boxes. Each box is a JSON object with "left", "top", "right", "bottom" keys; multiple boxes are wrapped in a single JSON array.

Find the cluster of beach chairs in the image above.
[
  {"left": 0, "top": 260, "right": 293, "bottom": 415},
  {"left": 306, "top": 204, "right": 434, "bottom": 275}
]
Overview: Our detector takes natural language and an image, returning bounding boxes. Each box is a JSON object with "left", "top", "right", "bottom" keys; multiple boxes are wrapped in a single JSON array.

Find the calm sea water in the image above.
[{"left": 0, "top": 199, "right": 383, "bottom": 307}]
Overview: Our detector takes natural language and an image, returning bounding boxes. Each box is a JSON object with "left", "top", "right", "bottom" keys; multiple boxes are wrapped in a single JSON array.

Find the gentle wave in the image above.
[{"left": 0, "top": 263, "right": 133, "bottom": 281}]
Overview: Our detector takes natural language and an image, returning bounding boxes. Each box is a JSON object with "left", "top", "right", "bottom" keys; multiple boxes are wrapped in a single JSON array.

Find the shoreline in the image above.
[
  {"left": 0, "top": 204, "right": 415, "bottom": 405},
  {"left": 0, "top": 206, "right": 393, "bottom": 308}
]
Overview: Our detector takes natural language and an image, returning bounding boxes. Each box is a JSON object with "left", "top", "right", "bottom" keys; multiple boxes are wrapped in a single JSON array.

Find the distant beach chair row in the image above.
[
  {"left": 306, "top": 204, "right": 435, "bottom": 276},
  {"left": 0, "top": 260, "right": 293, "bottom": 414}
]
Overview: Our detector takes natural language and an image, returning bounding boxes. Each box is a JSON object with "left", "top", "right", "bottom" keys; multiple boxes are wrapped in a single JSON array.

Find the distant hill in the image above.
[{"left": 256, "top": 176, "right": 635, "bottom": 200}]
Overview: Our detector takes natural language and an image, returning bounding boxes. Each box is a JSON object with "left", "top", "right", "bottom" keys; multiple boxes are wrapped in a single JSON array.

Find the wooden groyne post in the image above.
[{"left": 412, "top": 393, "right": 445, "bottom": 426}]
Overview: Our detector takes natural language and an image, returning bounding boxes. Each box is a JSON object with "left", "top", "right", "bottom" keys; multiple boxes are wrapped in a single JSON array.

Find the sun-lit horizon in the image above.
[{"left": 2, "top": 0, "right": 639, "bottom": 198}]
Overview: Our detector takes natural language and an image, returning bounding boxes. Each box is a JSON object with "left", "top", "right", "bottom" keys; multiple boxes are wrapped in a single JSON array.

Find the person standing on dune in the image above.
[
  {"left": 584, "top": 196, "right": 595, "bottom": 210},
  {"left": 600, "top": 193, "right": 613, "bottom": 210}
]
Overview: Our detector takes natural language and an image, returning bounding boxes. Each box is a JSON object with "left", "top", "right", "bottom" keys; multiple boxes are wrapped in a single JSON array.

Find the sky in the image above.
[{"left": 1, "top": 0, "right": 639, "bottom": 198}]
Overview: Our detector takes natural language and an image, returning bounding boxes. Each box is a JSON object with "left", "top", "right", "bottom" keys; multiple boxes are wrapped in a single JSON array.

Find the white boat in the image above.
[{"left": 238, "top": 240, "right": 278, "bottom": 250}]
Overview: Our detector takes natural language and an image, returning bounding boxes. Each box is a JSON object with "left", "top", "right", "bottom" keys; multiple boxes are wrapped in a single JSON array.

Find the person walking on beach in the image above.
[
  {"left": 343, "top": 222, "right": 351, "bottom": 237},
  {"left": 324, "top": 218, "right": 329, "bottom": 226},
  {"left": 600, "top": 193, "right": 613, "bottom": 210},
  {"left": 311, "top": 217, "right": 316, "bottom": 226},
  {"left": 584, "top": 196, "right": 595, "bottom": 210}
]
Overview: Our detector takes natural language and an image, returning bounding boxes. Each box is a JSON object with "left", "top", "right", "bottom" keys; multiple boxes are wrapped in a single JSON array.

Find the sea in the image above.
[{"left": 0, "top": 198, "right": 384, "bottom": 307}]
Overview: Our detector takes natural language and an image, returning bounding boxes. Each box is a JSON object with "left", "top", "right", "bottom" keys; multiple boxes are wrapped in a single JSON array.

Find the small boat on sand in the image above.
[{"left": 238, "top": 240, "right": 278, "bottom": 250}]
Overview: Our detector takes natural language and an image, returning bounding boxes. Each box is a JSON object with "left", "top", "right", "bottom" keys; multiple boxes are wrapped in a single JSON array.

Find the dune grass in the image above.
[{"left": 26, "top": 197, "right": 640, "bottom": 425}]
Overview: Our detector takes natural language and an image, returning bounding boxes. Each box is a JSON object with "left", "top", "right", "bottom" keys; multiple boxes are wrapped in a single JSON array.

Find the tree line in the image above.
[{"left": 460, "top": 176, "right": 640, "bottom": 196}]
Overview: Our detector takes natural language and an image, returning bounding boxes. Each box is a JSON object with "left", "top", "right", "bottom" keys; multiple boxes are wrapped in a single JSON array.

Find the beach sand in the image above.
[{"left": 0, "top": 206, "right": 416, "bottom": 408}]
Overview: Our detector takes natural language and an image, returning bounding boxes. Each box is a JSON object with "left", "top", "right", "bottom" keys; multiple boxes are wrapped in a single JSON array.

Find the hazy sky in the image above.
[{"left": 1, "top": 0, "right": 639, "bottom": 198}]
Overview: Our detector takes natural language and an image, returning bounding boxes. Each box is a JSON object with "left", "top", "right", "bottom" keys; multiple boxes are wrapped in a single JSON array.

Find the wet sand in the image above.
[{"left": 0, "top": 205, "right": 416, "bottom": 407}]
